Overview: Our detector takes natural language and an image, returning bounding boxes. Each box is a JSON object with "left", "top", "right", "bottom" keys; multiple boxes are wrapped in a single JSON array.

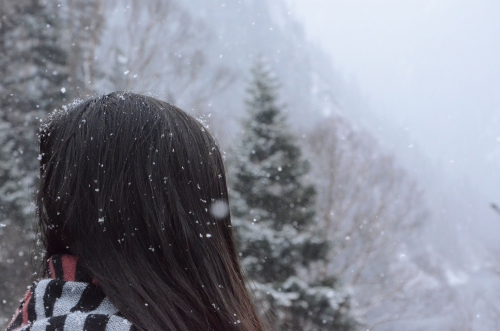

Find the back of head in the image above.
[{"left": 37, "top": 92, "right": 265, "bottom": 331}]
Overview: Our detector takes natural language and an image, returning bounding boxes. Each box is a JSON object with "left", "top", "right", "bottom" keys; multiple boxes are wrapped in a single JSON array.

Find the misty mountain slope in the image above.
[
  {"left": 63, "top": 0, "right": 500, "bottom": 328},
  {"left": 179, "top": 0, "right": 440, "bottom": 324},
  {"left": 180, "top": 0, "right": 352, "bottom": 132},
  {"left": 177, "top": 1, "right": 500, "bottom": 330},
  {"left": 1, "top": 0, "right": 497, "bottom": 330}
]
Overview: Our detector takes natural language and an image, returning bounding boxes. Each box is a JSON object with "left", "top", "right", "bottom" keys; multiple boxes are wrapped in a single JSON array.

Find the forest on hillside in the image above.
[{"left": 1, "top": 0, "right": 499, "bottom": 330}]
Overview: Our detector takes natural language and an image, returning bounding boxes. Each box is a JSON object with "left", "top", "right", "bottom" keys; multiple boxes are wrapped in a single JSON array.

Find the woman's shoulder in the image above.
[{"left": 5, "top": 255, "right": 133, "bottom": 331}]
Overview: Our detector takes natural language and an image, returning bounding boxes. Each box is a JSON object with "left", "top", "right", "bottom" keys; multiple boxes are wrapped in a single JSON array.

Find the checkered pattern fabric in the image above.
[{"left": 6, "top": 255, "right": 133, "bottom": 331}]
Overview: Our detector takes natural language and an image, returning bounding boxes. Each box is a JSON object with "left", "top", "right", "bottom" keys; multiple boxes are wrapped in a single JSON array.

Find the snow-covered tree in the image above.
[
  {"left": 0, "top": 0, "right": 68, "bottom": 225},
  {"left": 0, "top": 0, "right": 69, "bottom": 324},
  {"left": 58, "top": 0, "right": 104, "bottom": 96},
  {"left": 306, "top": 117, "right": 436, "bottom": 329},
  {"left": 0, "top": 0, "right": 69, "bottom": 222},
  {"left": 96, "top": 0, "right": 234, "bottom": 114},
  {"left": 0, "top": 0, "right": 69, "bottom": 116},
  {"left": 230, "top": 61, "right": 357, "bottom": 331}
]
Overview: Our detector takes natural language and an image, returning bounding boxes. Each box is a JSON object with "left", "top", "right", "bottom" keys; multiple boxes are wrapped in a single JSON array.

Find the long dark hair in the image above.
[{"left": 36, "top": 92, "right": 266, "bottom": 331}]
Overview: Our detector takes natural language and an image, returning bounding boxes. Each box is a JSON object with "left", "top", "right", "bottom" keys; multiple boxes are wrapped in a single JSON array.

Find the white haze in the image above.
[
  {"left": 287, "top": 3, "right": 500, "bottom": 236},
  {"left": 287, "top": 0, "right": 500, "bottom": 327},
  {"left": 98, "top": 1, "right": 500, "bottom": 327},
  {"left": 289, "top": 0, "right": 500, "bottom": 201}
]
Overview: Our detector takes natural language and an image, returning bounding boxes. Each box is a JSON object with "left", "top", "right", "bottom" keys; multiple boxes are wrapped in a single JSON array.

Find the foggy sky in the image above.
[{"left": 289, "top": 0, "right": 500, "bottom": 201}]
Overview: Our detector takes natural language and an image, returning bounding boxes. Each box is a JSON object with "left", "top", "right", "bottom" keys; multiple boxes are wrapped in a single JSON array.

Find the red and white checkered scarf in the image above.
[{"left": 6, "top": 255, "right": 133, "bottom": 331}]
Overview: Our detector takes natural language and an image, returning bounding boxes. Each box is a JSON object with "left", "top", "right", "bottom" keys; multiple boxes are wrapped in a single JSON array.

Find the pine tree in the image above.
[
  {"left": 231, "top": 61, "right": 357, "bottom": 331},
  {"left": 0, "top": 0, "right": 69, "bottom": 116},
  {"left": 0, "top": 0, "right": 69, "bottom": 324},
  {"left": 0, "top": 0, "right": 69, "bottom": 224}
]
